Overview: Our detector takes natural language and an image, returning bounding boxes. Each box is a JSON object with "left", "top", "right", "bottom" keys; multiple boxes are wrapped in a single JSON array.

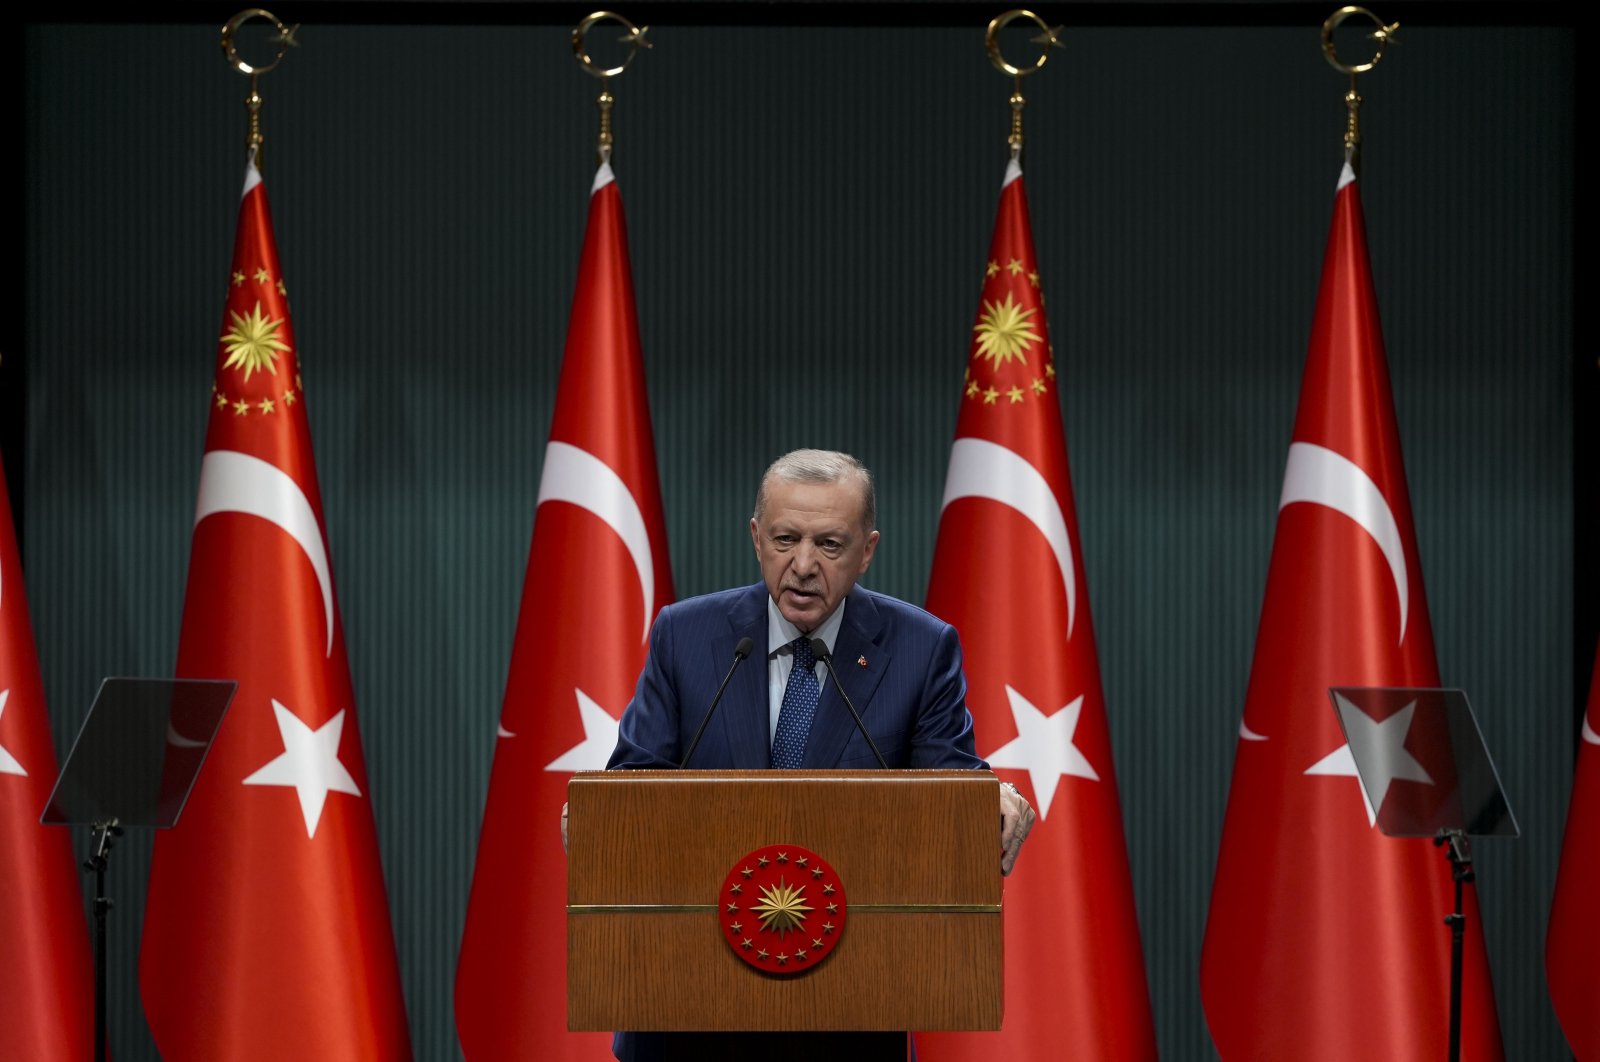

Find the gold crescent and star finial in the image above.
[
  {"left": 1320, "top": 6, "right": 1399, "bottom": 174},
  {"left": 220, "top": 8, "right": 300, "bottom": 169},
  {"left": 573, "top": 11, "right": 652, "bottom": 164},
  {"left": 984, "top": 10, "right": 1062, "bottom": 158}
]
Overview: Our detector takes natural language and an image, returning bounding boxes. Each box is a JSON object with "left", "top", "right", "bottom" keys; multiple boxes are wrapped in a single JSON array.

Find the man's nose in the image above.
[{"left": 791, "top": 541, "right": 819, "bottom": 574}]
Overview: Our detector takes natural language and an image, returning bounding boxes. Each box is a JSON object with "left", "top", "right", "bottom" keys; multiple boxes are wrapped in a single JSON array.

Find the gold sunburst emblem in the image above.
[
  {"left": 721, "top": 844, "right": 845, "bottom": 974},
  {"left": 973, "top": 293, "right": 1040, "bottom": 369},
  {"left": 220, "top": 301, "right": 291, "bottom": 380},
  {"left": 752, "top": 879, "right": 813, "bottom": 935}
]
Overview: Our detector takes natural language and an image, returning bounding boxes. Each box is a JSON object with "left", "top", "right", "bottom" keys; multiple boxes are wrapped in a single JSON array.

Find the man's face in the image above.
[{"left": 750, "top": 477, "right": 879, "bottom": 633}]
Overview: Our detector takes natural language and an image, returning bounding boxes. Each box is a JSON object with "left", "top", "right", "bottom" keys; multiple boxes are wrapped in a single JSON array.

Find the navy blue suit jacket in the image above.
[{"left": 607, "top": 582, "right": 985, "bottom": 771}]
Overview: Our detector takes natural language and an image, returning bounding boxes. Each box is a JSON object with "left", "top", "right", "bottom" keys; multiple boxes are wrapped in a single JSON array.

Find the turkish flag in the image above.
[
  {"left": 1548, "top": 642, "right": 1600, "bottom": 1057},
  {"left": 455, "top": 162, "right": 674, "bottom": 1059},
  {"left": 139, "top": 156, "right": 412, "bottom": 1060},
  {"left": 1199, "top": 162, "right": 1504, "bottom": 1059},
  {"left": 917, "top": 158, "right": 1157, "bottom": 1060},
  {"left": 0, "top": 459, "right": 94, "bottom": 1059}
]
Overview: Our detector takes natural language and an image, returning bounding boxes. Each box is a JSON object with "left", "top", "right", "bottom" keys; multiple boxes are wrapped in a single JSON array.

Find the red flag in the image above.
[
  {"left": 138, "top": 157, "right": 412, "bottom": 1060},
  {"left": 455, "top": 161, "right": 674, "bottom": 1059},
  {"left": 918, "top": 158, "right": 1157, "bottom": 1060},
  {"left": 1200, "top": 162, "right": 1504, "bottom": 1059},
  {"left": 0, "top": 460, "right": 94, "bottom": 1059},
  {"left": 1548, "top": 642, "right": 1600, "bottom": 1057}
]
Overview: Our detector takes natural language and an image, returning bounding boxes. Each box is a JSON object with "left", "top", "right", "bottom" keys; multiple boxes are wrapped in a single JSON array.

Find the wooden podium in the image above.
[{"left": 567, "top": 769, "right": 1003, "bottom": 1032}]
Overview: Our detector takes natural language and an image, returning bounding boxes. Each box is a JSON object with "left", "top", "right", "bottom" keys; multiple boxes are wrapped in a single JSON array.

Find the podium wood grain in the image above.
[{"left": 567, "top": 770, "right": 1003, "bottom": 1031}]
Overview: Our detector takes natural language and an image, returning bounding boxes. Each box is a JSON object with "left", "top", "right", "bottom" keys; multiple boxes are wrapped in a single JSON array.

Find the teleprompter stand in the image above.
[
  {"left": 1435, "top": 829, "right": 1475, "bottom": 1062},
  {"left": 41, "top": 677, "right": 236, "bottom": 1061},
  {"left": 1328, "top": 687, "right": 1518, "bottom": 1062}
]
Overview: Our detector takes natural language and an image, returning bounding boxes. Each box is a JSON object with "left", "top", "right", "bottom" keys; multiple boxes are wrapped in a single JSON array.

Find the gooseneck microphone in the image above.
[
  {"left": 678, "top": 637, "right": 755, "bottom": 768},
  {"left": 809, "top": 638, "right": 889, "bottom": 769}
]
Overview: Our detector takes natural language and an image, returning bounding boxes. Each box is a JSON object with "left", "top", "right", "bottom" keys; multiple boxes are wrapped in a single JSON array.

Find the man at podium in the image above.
[{"left": 596, "top": 448, "right": 1034, "bottom": 1061}]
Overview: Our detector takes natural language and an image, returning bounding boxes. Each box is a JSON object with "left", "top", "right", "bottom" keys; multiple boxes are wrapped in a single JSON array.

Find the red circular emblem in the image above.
[{"left": 718, "top": 844, "right": 846, "bottom": 975}]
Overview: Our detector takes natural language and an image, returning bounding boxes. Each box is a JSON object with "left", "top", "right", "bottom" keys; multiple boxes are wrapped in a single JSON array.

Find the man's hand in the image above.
[
  {"left": 561, "top": 801, "right": 569, "bottom": 853},
  {"left": 999, "top": 782, "right": 1035, "bottom": 876}
]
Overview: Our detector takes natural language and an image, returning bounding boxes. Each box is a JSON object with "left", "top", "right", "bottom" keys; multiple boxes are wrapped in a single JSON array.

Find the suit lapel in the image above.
[
  {"left": 801, "top": 589, "right": 892, "bottom": 768},
  {"left": 721, "top": 585, "right": 771, "bottom": 768}
]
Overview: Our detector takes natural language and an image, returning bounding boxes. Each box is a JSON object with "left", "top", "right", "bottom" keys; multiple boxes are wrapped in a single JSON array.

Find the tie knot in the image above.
[{"left": 792, "top": 637, "right": 816, "bottom": 668}]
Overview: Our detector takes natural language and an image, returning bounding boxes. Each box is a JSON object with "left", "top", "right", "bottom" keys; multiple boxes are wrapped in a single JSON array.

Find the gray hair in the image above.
[{"left": 753, "top": 449, "right": 876, "bottom": 532}]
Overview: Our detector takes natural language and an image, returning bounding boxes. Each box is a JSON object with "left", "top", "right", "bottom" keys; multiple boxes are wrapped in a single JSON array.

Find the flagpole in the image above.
[
  {"left": 141, "top": 11, "right": 421, "bottom": 1054},
  {"left": 920, "top": 11, "right": 1160, "bottom": 1059},
  {"left": 1319, "top": 18, "right": 1483, "bottom": 1058},
  {"left": 104, "top": 24, "right": 309, "bottom": 1061},
  {"left": 456, "top": 13, "right": 671, "bottom": 1057},
  {"left": 191, "top": 29, "right": 302, "bottom": 1057},
  {"left": 1321, "top": 13, "right": 1487, "bottom": 1062},
  {"left": 1205, "top": 6, "right": 1503, "bottom": 1054}
]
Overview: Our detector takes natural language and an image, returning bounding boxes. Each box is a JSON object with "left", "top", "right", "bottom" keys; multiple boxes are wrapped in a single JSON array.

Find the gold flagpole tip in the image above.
[
  {"left": 572, "top": 12, "right": 651, "bottom": 166},
  {"left": 984, "top": 10, "right": 1062, "bottom": 158},
  {"left": 572, "top": 11, "right": 651, "bottom": 80},
  {"left": 221, "top": 8, "right": 299, "bottom": 77},
  {"left": 1320, "top": 6, "right": 1397, "bottom": 173},
  {"left": 1320, "top": 5, "right": 1397, "bottom": 76},
  {"left": 985, "top": 10, "right": 1060, "bottom": 79},
  {"left": 221, "top": 9, "right": 300, "bottom": 167}
]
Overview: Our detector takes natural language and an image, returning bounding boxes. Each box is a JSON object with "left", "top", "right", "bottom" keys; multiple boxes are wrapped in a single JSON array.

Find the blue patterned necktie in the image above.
[{"left": 771, "top": 637, "right": 820, "bottom": 768}]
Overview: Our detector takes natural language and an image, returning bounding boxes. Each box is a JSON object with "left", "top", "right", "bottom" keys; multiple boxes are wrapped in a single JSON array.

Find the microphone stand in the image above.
[
  {"left": 679, "top": 638, "right": 753, "bottom": 768},
  {"left": 811, "top": 639, "right": 888, "bottom": 769}
]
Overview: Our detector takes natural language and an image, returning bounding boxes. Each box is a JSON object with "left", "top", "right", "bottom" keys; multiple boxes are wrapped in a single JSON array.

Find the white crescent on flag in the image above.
[
  {"left": 0, "top": 690, "right": 26, "bottom": 776},
  {"left": 536, "top": 440, "right": 656, "bottom": 644},
  {"left": 939, "top": 436, "right": 1077, "bottom": 637},
  {"left": 1583, "top": 713, "right": 1600, "bottom": 746},
  {"left": 195, "top": 450, "right": 335, "bottom": 656},
  {"left": 1279, "top": 441, "right": 1409, "bottom": 642}
]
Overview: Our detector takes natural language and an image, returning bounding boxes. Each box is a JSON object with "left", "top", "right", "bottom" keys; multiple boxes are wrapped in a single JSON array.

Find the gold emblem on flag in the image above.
[
  {"left": 220, "top": 300, "right": 291, "bottom": 380},
  {"left": 973, "top": 292, "right": 1039, "bottom": 368}
]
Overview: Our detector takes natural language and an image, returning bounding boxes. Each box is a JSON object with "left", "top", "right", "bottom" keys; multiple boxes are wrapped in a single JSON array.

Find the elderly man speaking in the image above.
[{"left": 582, "top": 448, "right": 1034, "bottom": 1062}]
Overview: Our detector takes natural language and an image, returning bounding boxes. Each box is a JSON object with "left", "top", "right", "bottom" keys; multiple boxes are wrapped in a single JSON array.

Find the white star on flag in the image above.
[
  {"left": 0, "top": 689, "right": 25, "bottom": 776},
  {"left": 1305, "top": 695, "right": 1433, "bottom": 826},
  {"left": 984, "top": 684, "right": 1099, "bottom": 819},
  {"left": 544, "top": 688, "right": 620, "bottom": 772},
  {"left": 242, "top": 699, "right": 362, "bottom": 838}
]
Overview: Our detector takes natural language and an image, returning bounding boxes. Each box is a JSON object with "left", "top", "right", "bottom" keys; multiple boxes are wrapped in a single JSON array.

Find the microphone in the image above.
[
  {"left": 678, "top": 637, "right": 755, "bottom": 768},
  {"left": 809, "top": 638, "right": 889, "bottom": 769}
]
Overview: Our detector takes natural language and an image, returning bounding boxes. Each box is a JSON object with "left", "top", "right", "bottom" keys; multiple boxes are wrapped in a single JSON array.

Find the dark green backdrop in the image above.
[{"left": 10, "top": 2, "right": 1583, "bottom": 1058}]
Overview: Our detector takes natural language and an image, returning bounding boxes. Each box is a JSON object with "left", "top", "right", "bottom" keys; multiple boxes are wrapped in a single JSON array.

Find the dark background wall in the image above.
[{"left": 9, "top": 2, "right": 1583, "bottom": 1058}]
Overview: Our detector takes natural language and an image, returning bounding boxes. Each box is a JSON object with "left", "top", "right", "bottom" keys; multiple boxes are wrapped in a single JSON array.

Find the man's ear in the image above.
[{"left": 859, "top": 529, "right": 880, "bottom": 574}]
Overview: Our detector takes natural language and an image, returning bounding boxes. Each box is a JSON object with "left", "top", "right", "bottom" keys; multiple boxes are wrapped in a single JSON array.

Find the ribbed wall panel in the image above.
[{"left": 21, "top": 17, "right": 1574, "bottom": 1061}]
